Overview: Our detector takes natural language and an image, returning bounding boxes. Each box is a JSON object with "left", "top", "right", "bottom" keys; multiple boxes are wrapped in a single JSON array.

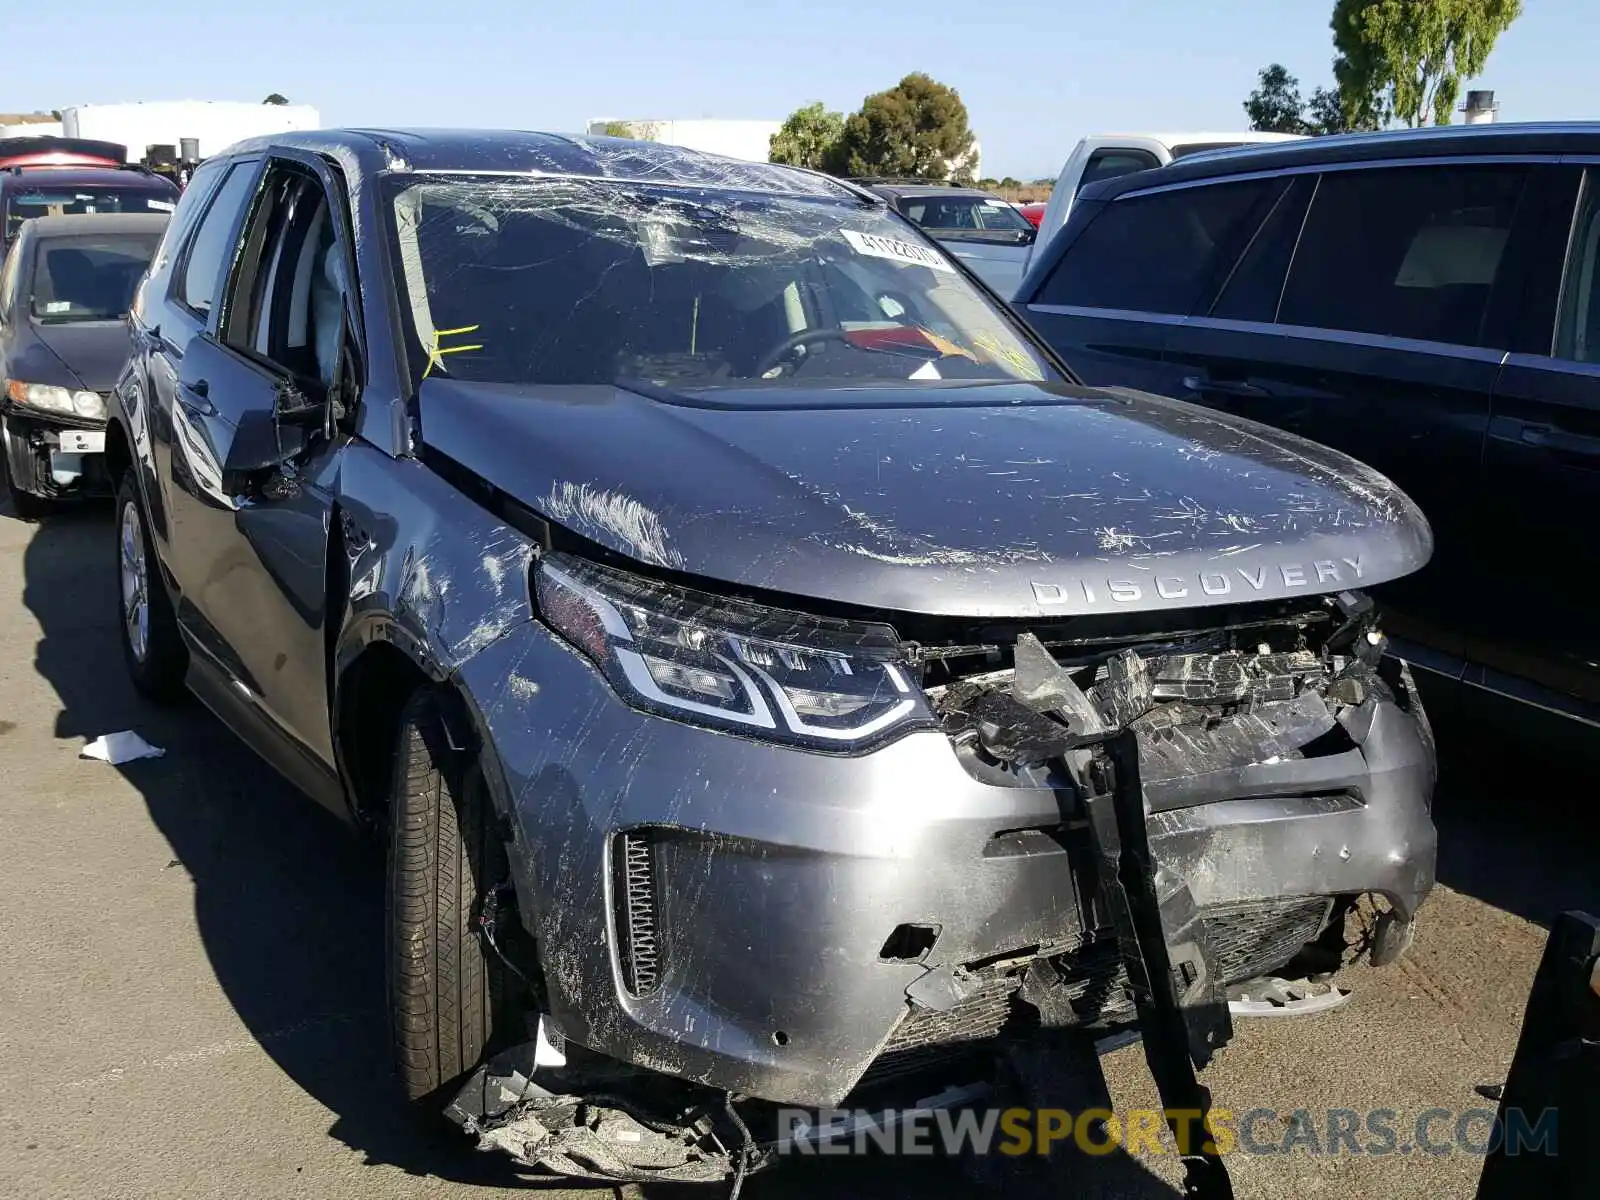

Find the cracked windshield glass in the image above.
[{"left": 387, "top": 177, "right": 1055, "bottom": 390}]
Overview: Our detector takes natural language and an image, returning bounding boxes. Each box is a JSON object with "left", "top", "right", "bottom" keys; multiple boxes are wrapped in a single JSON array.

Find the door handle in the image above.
[
  {"left": 1516, "top": 421, "right": 1600, "bottom": 458},
  {"left": 177, "top": 377, "right": 214, "bottom": 418},
  {"left": 1182, "top": 374, "right": 1269, "bottom": 399}
]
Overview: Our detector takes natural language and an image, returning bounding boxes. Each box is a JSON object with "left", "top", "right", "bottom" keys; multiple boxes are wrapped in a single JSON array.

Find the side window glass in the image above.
[
  {"left": 1555, "top": 173, "right": 1600, "bottom": 364},
  {"left": 1209, "top": 176, "right": 1312, "bottom": 322},
  {"left": 224, "top": 164, "right": 348, "bottom": 388},
  {"left": 149, "top": 158, "right": 227, "bottom": 275},
  {"left": 1279, "top": 164, "right": 1529, "bottom": 347},
  {"left": 178, "top": 165, "right": 257, "bottom": 316},
  {"left": 1034, "top": 178, "right": 1274, "bottom": 314},
  {"left": 1080, "top": 149, "right": 1161, "bottom": 188}
]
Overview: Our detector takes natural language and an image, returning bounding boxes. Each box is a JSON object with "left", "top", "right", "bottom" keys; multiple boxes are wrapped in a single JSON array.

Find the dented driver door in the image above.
[{"left": 160, "top": 154, "right": 361, "bottom": 815}]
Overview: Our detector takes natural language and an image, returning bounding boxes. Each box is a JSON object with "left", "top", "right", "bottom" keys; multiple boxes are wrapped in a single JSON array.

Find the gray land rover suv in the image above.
[{"left": 105, "top": 128, "right": 1437, "bottom": 1184}]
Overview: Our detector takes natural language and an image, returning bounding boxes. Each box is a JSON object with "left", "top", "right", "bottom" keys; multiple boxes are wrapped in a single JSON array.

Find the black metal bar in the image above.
[
  {"left": 1083, "top": 729, "right": 1235, "bottom": 1200},
  {"left": 1475, "top": 910, "right": 1600, "bottom": 1199}
]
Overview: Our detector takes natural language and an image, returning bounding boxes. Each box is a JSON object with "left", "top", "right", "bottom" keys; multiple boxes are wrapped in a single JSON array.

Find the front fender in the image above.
[{"left": 331, "top": 443, "right": 537, "bottom": 684}]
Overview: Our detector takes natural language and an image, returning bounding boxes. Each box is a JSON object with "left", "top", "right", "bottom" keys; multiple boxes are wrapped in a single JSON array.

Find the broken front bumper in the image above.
[
  {"left": 1, "top": 407, "right": 111, "bottom": 497},
  {"left": 458, "top": 622, "right": 1436, "bottom": 1110}
]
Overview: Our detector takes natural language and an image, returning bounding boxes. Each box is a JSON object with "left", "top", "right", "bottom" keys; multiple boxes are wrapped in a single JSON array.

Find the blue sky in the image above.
[{"left": 2, "top": 1, "right": 1593, "bottom": 179}]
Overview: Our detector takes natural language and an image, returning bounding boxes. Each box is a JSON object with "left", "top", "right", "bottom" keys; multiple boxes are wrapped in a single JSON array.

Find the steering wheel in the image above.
[{"left": 753, "top": 329, "right": 850, "bottom": 377}]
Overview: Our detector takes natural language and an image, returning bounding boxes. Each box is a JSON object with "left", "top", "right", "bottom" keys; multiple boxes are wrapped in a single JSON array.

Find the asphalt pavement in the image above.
[{"left": 1, "top": 504, "right": 1594, "bottom": 1199}]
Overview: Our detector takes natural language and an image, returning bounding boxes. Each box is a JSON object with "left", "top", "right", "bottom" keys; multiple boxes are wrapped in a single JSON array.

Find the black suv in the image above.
[{"left": 1016, "top": 123, "right": 1600, "bottom": 738}]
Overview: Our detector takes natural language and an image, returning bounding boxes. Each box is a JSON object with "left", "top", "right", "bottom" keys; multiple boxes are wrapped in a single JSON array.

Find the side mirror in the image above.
[
  {"left": 274, "top": 377, "right": 325, "bottom": 427},
  {"left": 223, "top": 404, "right": 310, "bottom": 481}
]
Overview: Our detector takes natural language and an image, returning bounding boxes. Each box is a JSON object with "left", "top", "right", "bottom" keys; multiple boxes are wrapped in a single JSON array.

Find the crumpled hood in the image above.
[
  {"left": 417, "top": 377, "right": 1432, "bottom": 618},
  {"left": 8, "top": 320, "right": 134, "bottom": 393}
]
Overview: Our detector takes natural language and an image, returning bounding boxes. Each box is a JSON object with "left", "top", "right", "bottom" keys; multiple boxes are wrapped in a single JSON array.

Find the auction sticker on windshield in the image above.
[{"left": 841, "top": 229, "right": 956, "bottom": 273}]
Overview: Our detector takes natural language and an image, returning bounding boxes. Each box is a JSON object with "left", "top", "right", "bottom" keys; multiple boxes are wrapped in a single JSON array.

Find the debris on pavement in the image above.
[
  {"left": 80, "top": 731, "right": 166, "bottom": 764},
  {"left": 1228, "top": 975, "right": 1353, "bottom": 1017}
]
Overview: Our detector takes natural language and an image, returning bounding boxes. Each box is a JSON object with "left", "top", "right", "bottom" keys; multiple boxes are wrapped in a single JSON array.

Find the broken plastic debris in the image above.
[
  {"left": 1227, "top": 976, "right": 1351, "bottom": 1017},
  {"left": 534, "top": 1016, "right": 567, "bottom": 1068},
  {"left": 80, "top": 732, "right": 166, "bottom": 764}
]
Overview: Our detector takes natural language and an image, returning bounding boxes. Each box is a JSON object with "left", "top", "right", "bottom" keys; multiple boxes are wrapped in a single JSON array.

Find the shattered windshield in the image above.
[{"left": 384, "top": 176, "right": 1056, "bottom": 390}]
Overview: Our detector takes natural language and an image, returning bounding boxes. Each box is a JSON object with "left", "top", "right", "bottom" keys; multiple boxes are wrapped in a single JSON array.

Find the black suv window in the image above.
[
  {"left": 178, "top": 164, "right": 257, "bottom": 316},
  {"left": 1556, "top": 172, "right": 1600, "bottom": 364},
  {"left": 1035, "top": 177, "right": 1274, "bottom": 314},
  {"left": 1209, "top": 176, "right": 1314, "bottom": 322},
  {"left": 1279, "top": 163, "right": 1529, "bottom": 347}
]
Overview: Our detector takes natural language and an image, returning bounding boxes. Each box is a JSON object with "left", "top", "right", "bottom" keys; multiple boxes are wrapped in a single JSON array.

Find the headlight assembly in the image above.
[
  {"left": 6, "top": 381, "right": 105, "bottom": 420},
  {"left": 534, "top": 552, "right": 934, "bottom": 750}
]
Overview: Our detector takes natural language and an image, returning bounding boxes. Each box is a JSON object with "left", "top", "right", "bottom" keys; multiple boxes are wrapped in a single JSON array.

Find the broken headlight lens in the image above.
[{"left": 534, "top": 552, "right": 934, "bottom": 749}]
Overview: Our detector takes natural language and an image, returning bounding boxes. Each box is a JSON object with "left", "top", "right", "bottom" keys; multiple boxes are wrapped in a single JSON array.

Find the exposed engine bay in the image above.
[{"left": 925, "top": 588, "right": 1401, "bottom": 804}]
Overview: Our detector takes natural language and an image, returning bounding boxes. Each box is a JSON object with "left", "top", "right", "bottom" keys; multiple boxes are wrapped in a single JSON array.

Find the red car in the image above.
[{"left": 1018, "top": 201, "right": 1046, "bottom": 228}]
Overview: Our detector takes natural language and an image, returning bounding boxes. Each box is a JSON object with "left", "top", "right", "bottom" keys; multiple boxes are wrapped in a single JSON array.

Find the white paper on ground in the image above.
[
  {"left": 534, "top": 1016, "right": 568, "bottom": 1068},
  {"left": 81, "top": 731, "right": 167, "bottom": 764}
]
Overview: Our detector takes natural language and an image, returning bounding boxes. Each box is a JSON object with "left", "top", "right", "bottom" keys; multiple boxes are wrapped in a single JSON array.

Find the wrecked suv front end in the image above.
[
  {"left": 378, "top": 150, "right": 1436, "bottom": 1179},
  {"left": 449, "top": 546, "right": 1435, "bottom": 1172}
]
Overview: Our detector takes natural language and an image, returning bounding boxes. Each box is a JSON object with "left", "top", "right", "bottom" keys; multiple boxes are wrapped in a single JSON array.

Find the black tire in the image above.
[
  {"left": 115, "top": 471, "right": 188, "bottom": 703},
  {"left": 385, "top": 690, "right": 518, "bottom": 1101}
]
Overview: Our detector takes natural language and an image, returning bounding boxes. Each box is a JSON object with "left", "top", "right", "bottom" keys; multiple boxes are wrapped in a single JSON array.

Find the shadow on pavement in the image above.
[{"left": 17, "top": 502, "right": 527, "bottom": 1189}]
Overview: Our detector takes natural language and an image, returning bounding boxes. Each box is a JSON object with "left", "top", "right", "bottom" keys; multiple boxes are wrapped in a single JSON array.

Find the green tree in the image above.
[
  {"left": 263, "top": 93, "right": 289, "bottom": 105},
  {"left": 826, "top": 73, "right": 976, "bottom": 183},
  {"left": 1305, "top": 85, "right": 1357, "bottom": 134},
  {"left": 1333, "top": 0, "right": 1522, "bottom": 128},
  {"left": 1244, "top": 64, "right": 1308, "bottom": 133},
  {"left": 599, "top": 120, "right": 659, "bottom": 140},
  {"left": 768, "top": 102, "right": 844, "bottom": 169}
]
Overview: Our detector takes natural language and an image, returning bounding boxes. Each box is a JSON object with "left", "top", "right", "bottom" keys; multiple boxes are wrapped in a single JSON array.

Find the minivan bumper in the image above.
[{"left": 459, "top": 621, "right": 1437, "bottom": 1109}]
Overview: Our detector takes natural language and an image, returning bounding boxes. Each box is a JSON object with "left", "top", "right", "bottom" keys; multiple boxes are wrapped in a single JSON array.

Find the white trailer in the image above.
[{"left": 61, "top": 101, "right": 321, "bottom": 161}]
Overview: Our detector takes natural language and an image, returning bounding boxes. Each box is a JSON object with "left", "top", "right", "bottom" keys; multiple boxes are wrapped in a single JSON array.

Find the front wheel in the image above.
[
  {"left": 385, "top": 690, "right": 520, "bottom": 1100},
  {"left": 115, "top": 472, "right": 188, "bottom": 703}
]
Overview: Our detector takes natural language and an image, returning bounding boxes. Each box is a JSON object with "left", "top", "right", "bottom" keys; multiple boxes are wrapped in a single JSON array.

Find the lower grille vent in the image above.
[
  {"left": 615, "top": 832, "right": 661, "bottom": 997},
  {"left": 1202, "top": 897, "right": 1333, "bottom": 985}
]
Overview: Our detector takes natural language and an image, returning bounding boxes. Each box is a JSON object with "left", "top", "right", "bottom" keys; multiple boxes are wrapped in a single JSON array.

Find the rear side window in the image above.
[
  {"left": 1169, "top": 142, "right": 1249, "bottom": 160},
  {"left": 1209, "top": 176, "right": 1313, "bottom": 322},
  {"left": 178, "top": 165, "right": 257, "bottom": 316},
  {"left": 1034, "top": 178, "right": 1274, "bottom": 314},
  {"left": 1080, "top": 149, "right": 1161, "bottom": 189},
  {"left": 1279, "top": 164, "right": 1529, "bottom": 347}
]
